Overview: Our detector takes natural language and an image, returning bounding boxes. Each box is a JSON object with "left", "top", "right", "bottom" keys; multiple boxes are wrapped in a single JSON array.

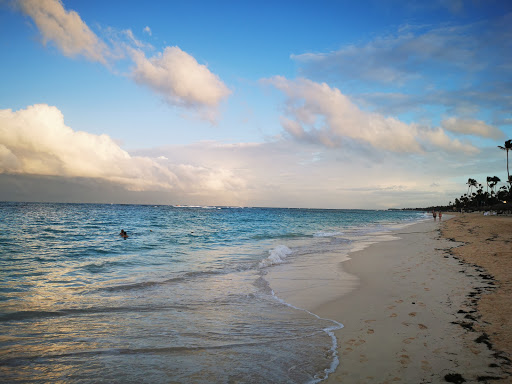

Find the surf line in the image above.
[{"left": 270, "top": 289, "right": 344, "bottom": 383}]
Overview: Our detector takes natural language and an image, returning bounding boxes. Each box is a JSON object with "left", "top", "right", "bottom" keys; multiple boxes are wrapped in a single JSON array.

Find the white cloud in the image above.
[
  {"left": 0, "top": 104, "right": 178, "bottom": 191},
  {"left": 266, "top": 76, "right": 421, "bottom": 152},
  {"left": 171, "top": 164, "right": 246, "bottom": 194},
  {"left": 441, "top": 117, "right": 505, "bottom": 139},
  {"left": 419, "top": 127, "right": 478, "bottom": 154},
  {"left": 292, "top": 22, "right": 486, "bottom": 86},
  {"left": 130, "top": 46, "right": 231, "bottom": 112},
  {"left": 265, "top": 77, "right": 478, "bottom": 154},
  {"left": 134, "top": 138, "right": 482, "bottom": 209},
  {"left": 18, "top": 0, "right": 108, "bottom": 63},
  {"left": 17, "top": 0, "right": 231, "bottom": 118},
  {"left": 143, "top": 26, "right": 152, "bottom": 36},
  {"left": 0, "top": 105, "right": 493, "bottom": 208},
  {"left": 121, "top": 29, "right": 150, "bottom": 50},
  {"left": 291, "top": 15, "right": 512, "bottom": 125},
  {"left": 0, "top": 105, "right": 253, "bottom": 202}
]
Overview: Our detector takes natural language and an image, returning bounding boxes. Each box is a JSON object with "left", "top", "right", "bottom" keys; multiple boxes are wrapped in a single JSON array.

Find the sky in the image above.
[{"left": 0, "top": 0, "right": 511, "bottom": 209}]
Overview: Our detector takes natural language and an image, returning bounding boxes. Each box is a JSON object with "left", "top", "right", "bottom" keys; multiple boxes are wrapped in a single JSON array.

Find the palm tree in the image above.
[
  {"left": 467, "top": 178, "right": 478, "bottom": 195},
  {"left": 488, "top": 176, "right": 501, "bottom": 205},
  {"left": 498, "top": 139, "right": 512, "bottom": 184},
  {"left": 490, "top": 176, "right": 501, "bottom": 194},
  {"left": 498, "top": 186, "right": 509, "bottom": 202},
  {"left": 486, "top": 177, "right": 492, "bottom": 205}
]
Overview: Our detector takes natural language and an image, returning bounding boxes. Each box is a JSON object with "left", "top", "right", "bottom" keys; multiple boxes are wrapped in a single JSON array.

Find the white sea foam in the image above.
[
  {"left": 313, "top": 231, "right": 344, "bottom": 237},
  {"left": 270, "top": 289, "right": 343, "bottom": 383},
  {"left": 259, "top": 245, "right": 293, "bottom": 268}
]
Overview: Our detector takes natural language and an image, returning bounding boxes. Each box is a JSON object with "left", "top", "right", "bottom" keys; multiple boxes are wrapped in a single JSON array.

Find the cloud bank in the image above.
[
  {"left": 0, "top": 103, "right": 497, "bottom": 208},
  {"left": 266, "top": 77, "right": 478, "bottom": 154},
  {"left": 0, "top": 104, "right": 179, "bottom": 191},
  {"left": 0, "top": 105, "right": 249, "bottom": 203},
  {"left": 17, "top": 0, "right": 230, "bottom": 117}
]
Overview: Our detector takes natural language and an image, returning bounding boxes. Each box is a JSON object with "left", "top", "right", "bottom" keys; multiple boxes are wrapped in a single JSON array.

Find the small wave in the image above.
[
  {"left": 0, "top": 304, "right": 192, "bottom": 322},
  {"left": 269, "top": 290, "right": 343, "bottom": 384},
  {"left": 251, "top": 232, "right": 307, "bottom": 240},
  {"left": 0, "top": 310, "right": 64, "bottom": 322},
  {"left": 42, "top": 226, "right": 67, "bottom": 234},
  {"left": 95, "top": 276, "right": 186, "bottom": 292},
  {"left": 94, "top": 269, "right": 243, "bottom": 293},
  {"left": 313, "top": 231, "right": 344, "bottom": 238},
  {"left": 259, "top": 245, "right": 293, "bottom": 268},
  {"left": 81, "top": 259, "right": 136, "bottom": 274},
  {"left": 0, "top": 335, "right": 329, "bottom": 366}
]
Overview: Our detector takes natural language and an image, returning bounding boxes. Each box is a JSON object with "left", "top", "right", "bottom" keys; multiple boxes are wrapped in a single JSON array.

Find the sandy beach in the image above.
[
  {"left": 441, "top": 213, "right": 512, "bottom": 380},
  {"left": 267, "top": 215, "right": 512, "bottom": 383}
]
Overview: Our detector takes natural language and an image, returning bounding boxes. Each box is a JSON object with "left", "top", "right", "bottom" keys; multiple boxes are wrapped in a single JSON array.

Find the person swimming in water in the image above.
[{"left": 119, "top": 229, "right": 129, "bottom": 239}]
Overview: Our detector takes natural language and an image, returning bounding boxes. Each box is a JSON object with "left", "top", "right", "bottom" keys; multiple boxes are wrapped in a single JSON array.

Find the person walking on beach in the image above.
[
  {"left": 432, "top": 211, "right": 437, "bottom": 220},
  {"left": 439, "top": 211, "right": 443, "bottom": 220}
]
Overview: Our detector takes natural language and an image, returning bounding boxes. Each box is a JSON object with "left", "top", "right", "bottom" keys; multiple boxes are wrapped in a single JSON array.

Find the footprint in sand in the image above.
[
  {"left": 347, "top": 338, "right": 366, "bottom": 346},
  {"left": 403, "top": 337, "right": 415, "bottom": 344},
  {"left": 408, "top": 312, "right": 417, "bottom": 317},
  {"left": 367, "top": 329, "right": 374, "bottom": 334},
  {"left": 390, "top": 313, "right": 398, "bottom": 318},
  {"left": 395, "top": 299, "right": 404, "bottom": 304},
  {"left": 418, "top": 324, "right": 428, "bottom": 330}
]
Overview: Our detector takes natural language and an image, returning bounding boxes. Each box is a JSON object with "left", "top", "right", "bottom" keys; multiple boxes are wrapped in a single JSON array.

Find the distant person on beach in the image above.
[
  {"left": 439, "top": 211, "right": 443, "bottom": 220},
  {"left": 119, "top": 229, "right": 128, "bottom": 239},
  {"left": 432, "top": 211, "right": 437, "bottom": 220}
]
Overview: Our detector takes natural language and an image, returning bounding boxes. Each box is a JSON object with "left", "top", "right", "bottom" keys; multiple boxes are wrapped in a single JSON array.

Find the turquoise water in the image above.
[{"left": 0, "top": 203, "right": 425, "bottom": 383}]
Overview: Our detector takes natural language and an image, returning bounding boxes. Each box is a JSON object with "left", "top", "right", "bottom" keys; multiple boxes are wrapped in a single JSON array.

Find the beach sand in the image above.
[
  {"left": 441, "top": 214, "right": 512, "bottom": 379},
  {"left": 266, "top": 215, "right": 512, "bottom": 383}
]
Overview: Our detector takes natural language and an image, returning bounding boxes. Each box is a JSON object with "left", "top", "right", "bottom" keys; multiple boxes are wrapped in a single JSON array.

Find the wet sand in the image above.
[{"left": 267, "top": 215, "right": 512, "bottom": 383}]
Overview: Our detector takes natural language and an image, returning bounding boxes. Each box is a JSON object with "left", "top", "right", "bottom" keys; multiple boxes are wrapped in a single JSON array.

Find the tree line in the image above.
[
  {"left": 411, "top": 139, "right": 512, "bottom": 212},
  {"left": 450, "top": 139, "right": 511, "bottom": 211}
]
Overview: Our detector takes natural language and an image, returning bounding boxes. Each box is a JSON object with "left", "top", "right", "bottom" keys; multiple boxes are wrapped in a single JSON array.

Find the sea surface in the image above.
[{"left": 0, "top": 202, "right": 426, "bottom": 383}]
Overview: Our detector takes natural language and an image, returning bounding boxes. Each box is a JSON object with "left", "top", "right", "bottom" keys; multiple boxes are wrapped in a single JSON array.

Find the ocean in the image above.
[{"left": 0, "top": 202, "right": 426, "bottom": 383}]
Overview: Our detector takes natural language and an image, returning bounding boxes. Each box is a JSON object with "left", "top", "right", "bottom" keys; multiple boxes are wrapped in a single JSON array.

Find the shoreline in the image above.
[{"left": 267, "top": 216, "right": 511, "bottom": 382}]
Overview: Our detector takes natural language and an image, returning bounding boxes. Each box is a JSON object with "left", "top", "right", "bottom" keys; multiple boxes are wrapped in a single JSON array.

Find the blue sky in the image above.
[{"left": 0, "top": 0, "right": 511, "bottom": 208}]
